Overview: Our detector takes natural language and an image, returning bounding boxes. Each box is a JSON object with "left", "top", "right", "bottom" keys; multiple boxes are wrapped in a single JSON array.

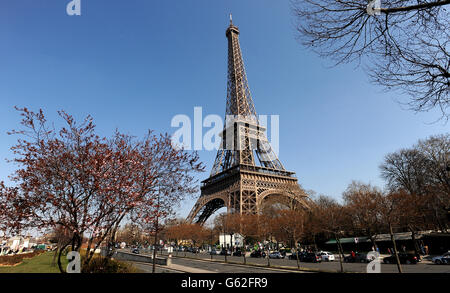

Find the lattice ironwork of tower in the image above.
[{"left": 187, "top": 17, "right": 310, "bottom": 224}]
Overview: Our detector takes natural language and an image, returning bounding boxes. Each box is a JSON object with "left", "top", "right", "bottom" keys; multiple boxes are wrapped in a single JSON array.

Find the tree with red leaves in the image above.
[{"left": 2, "top": 107, "right": 204, "bottom": 272}]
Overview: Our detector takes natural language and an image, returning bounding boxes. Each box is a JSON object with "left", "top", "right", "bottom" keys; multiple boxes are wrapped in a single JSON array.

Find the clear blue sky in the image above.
[{"left": 1, "top": 0, "right": 448, "bottom": 219}]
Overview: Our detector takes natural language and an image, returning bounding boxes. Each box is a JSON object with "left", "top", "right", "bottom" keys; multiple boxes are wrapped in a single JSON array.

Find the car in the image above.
[
  {"left": 209, "top": 249, "right": 219, "bottom": 255},
  {"left": 131, "top": 248, "right": 140, "bottom": 254},
  {"left": 187, "top": 247, "right": 199, "bottom": 253},
  {"left": 232, "top": 250, "right": 242, "bottom": 256},
  {"left": 301, "top": 252, "right": 322, "bottom": 263},
  {"left": 250, "top": 250, "right": 266, "bottom": 258},
  {"left": 432, "top": 252, "right": 450, "bottom": 265},
  {"left": 289, "top": 251, "right": 306, "bottom": 260},
  {"left": 269, "top": 251, "right": 285, "bottom": 259},
  {"left": 319, "top": 251, "right": 335, "bottom": 262},
  {"left": 383, "top": 253, "right": 418, "bottom": 264},
  {"left": 220, "top": 249, "right": 231, "bottom": 256},
  {"left": 344, "top": 252, "right": 374, "bottom": 263}
]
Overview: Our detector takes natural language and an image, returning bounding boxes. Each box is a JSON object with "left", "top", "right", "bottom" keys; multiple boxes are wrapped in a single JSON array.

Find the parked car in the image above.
[
  {"left": 131, "top": 248, "right": 140, "bottom": 254},
  {"left": 269, "top": 251, "right": 285, "bottom": 259},
  {"left": 301, "top": 252, "right": 322, "bottom": 263},
  {"left": 383, "top": 253, "right": 418, "bottom": 264},
  {"left": 289, "top": 251, "right": 306, "bottom": 260},
  {"left": 232, "top": 250, "right": 242, "bottom": 257},
  {"left": 220, "top": 249, "right": 231, "bottom": 256},
  {"left": 319, "top": 251, "right": 335, "bottom": 262},
  {"left": 250, "top": 250, "right": 266, "bottom": 258},
  {"left": 344, "top": 252, "right": 374, "bottom": 263},
  {"left": 432, "top": 252, "right": 450, "bottom": 265},
  {"left": 187, "top": 247, "right": 199, "bottom": 253},
  {"left": 209, "top": 249, "right": 219, "bottom": 255}
]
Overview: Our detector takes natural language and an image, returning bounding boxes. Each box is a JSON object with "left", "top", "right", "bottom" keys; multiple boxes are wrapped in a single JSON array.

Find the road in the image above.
[
  {"left": 133, "top": 256, "right": 308, "bottom": 273},
  {"left": 131, "top": 250, "right": 450, "bottom": 273}
]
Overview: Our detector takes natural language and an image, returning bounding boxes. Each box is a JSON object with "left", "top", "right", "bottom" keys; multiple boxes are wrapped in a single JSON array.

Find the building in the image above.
[
  {"left": 324, "top": 231, "right": 450, "bottom": 254},
  {"left": 219, "top": 233, "right": 244, "bottom": 249}
]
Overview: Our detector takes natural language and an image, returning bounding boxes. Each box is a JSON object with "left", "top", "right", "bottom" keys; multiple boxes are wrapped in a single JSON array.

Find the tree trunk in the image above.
[
  {"left": 52, "top": 245, "right": 59, "bottom": 266},
  {"left": 152, "top": 221, "right": 159, "bottom": 273},
  {"left": 409, "top": 227, "right": 420, "bottom": 256},
  {"left": 223, "top": 234, "right": 227, "bottom": 262},
  {"left": 335, "top": 233, "right": 344, "bottom": 273},
  {"left": 57, "top": 242, "right": 68, "bottom": 273},
  {"left": 313, "top": 234, "right": 318, "bottom": 251},
  {"left": 106, "top": 223, "right": 120, "bottom": 258},
  {"left": 389, "top": 223, "right": 403, "bottom": 273},
  {"left": 57, "top": 237, "right": 74, "bottom": 273},
  {"left": 369, "top": 235, "right": 378, "bottom": 252},
  {"left": 242, "top": 239, "right": 246, "bottom": 265},
  {"left": 230, "top": 233, "right": 234, "bottom": 256},
  {"left": 83, "top": 236, "right": 95, "bottom": 268}
]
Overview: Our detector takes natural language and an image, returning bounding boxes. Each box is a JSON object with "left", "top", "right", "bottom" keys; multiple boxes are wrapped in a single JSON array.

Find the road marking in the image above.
[{"left": 170, "top": 255, "right": 310, "bottom": 273}]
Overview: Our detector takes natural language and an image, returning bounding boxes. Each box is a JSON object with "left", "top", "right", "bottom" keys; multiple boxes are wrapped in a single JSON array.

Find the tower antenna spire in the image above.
[{"left": 229, "top": 13, "right": 233, "bottom": 25}]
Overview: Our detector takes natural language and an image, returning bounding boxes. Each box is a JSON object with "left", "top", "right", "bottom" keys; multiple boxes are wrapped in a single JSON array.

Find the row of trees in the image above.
[
  {"left": 0, "top": 108, "right": 446, "bottom": 274},
  {"left": 162, "top": 134, "right": 449, "bottom": 273},
  {"left": 0, "top": 108, "right": 204, "bottom": 272}
]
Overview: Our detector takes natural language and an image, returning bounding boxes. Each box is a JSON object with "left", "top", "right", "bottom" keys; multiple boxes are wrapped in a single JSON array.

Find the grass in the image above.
[{"left": 0, "top": 251, "right": 68, "bottom": 273}]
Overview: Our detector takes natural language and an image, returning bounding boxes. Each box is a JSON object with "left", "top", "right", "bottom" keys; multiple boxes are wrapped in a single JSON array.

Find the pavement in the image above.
[
  {"left": 132, "top": 261, "right": 213, "bottom": 273},
  {"left": 125, "top": 250, "right": 309, "bottom": 273},
  {"left": 130, "top": 250, "right": 450, "bottom": 273},
  {"left": 167, "top": 256, "right": 309, "bottom": 273}
]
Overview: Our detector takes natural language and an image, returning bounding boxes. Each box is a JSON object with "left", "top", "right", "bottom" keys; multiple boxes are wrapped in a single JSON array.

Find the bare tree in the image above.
[
  {"left": 312, "top": 195, "right": 351, "bottom": 272},
  {"left": 292, "top": 0, "right": 450, "bottom": 119},
  {"left": 256, "top": 214, "right": 276, "bottom": 267},
  {"left": 235, "top": 214, "right": 258, "bottom": 264},
  {"left": 380, "top": 148, "right": 429, "bottom": 195},
  {"left": 116, "top": 223, "right": 143, "bottom": 246},
  {"left": 380, "top": 134, "right": 449, "bottom": 230},
  {"left": 380, "top": 190, "right": 408, "bottom": 273},
  {"left": 343, "top": 181, "right": 385, "bottom": 251},
  {"left": 274, "top": 209, "right": 306, "bottom": 269}
]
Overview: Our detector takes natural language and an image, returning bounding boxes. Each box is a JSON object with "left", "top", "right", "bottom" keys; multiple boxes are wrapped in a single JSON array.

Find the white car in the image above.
[{"left": 319, "top": 251, "right": 335, "bottom": 261}]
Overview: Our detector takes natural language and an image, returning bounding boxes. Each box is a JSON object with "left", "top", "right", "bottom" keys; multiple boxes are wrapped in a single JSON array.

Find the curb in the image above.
[{"left": 168, "top": 254, "right": 343, "bottom": 273}]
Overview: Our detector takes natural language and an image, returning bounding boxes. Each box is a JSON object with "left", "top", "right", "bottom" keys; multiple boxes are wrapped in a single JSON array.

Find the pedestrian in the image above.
[
  {"left": 424, "top": 245, "right": 429, "bottom": 255},
  {"left": 387, "top": 248, "right": 391, "bottom": 255},
  {"left": 351, "top": 250, "right": 356, "bottom": 259}
]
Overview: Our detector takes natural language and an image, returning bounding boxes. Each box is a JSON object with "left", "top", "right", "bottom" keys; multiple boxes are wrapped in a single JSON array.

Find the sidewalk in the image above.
[
  {"left": 168, "top": 263, "right": 216, "bottom": 273},
  {"left": 333, "top": 253, "right": 433, "bottom": 264}
]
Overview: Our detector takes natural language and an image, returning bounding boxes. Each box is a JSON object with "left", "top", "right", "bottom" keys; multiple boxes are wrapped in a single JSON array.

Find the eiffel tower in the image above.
[{"left": 187, "top": 16, "right": 309, "bottom": 224}]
